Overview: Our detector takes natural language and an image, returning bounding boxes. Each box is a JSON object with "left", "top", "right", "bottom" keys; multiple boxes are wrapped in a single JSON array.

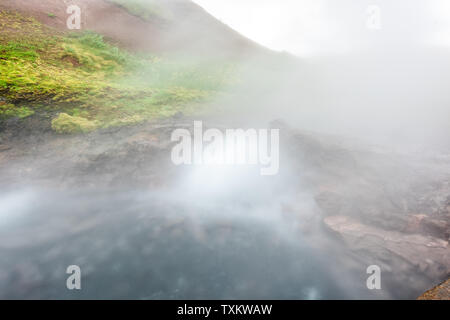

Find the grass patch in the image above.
[{"left": 0, "top": 42, "right": 39, "bottom": 61}]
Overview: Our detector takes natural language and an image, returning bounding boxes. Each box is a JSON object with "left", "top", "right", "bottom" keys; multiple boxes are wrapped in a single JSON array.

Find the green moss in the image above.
[
  {"left": 0, "top": 103, "right": 34, "bottom": 119},
  {"left": 149, "top": 88, "right": 208, "bottom": 105},
  {"left": 51, "top": 113, "right": 98, "bottom": 134}
]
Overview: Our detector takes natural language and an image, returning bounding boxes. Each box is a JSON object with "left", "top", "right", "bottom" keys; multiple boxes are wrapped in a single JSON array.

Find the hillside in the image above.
[{"left": 0, "top": 0, "right": 266, "bottom": 132}]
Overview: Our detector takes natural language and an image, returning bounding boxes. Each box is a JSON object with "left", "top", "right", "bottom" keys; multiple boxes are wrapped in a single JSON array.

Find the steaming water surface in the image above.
[
  {"left": 0, "top": 185, "right": 426, "bottom": 300},
  {"left": 0, "top": 114, "right": 446, "bottom": 300}
]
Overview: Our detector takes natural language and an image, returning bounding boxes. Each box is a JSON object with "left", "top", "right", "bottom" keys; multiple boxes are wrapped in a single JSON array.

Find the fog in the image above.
[
  {"left": 192, "top": 0, "right": 450, "bottom": 152},
  {"left": 193, "top": 0, "right": 450, "bottom": 55}
]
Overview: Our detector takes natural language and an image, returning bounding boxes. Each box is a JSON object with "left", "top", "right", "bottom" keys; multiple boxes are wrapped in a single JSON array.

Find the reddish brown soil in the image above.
[
  {"left": 0, "top": 0, "right": 261, "bottom": 56},
  {"left": 0, "top": 0, "right": 164, "bottom": 51}
]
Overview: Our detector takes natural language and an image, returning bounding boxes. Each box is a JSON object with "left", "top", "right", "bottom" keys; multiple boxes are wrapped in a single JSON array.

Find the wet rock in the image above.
[
  {"left": 324, "top": 215, "right": 450, "bottom": 280},
  {"left": 0, "top": 144, "right": 11, "bottom": 152},
  {"left": 404, "top": 214, "right": 449, "bottom": 240},
  {"left": 315, "top": 191, "right": 347, "bottom": 217}
]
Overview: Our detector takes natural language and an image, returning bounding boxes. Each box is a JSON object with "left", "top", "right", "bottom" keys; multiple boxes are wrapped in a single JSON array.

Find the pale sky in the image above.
[{"left": 192, "top": 0, "right": 450, "bottom": 56}]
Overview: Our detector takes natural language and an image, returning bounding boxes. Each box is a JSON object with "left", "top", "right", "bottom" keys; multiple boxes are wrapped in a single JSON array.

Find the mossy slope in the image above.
[{"left": 0, "top": 10, "right": 235, "bottom": 133}]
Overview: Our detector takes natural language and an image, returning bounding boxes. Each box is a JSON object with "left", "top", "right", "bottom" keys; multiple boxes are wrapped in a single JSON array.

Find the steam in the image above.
[
  {"left": 0, "top": 0, "right": 448, "bottom": 300},
  {"left": 194, "top": 0, "right": 450, "bottom": 54},
  {"left": 193, "top": 0, "right": 450, "bottom": 152}
]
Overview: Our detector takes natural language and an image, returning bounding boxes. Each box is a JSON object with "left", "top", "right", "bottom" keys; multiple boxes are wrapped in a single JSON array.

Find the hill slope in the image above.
[
  {"left": 0, "top": 0, "right": 260, "bottom": 132},
  {"left": 0, "top": 0, "right": 263, "bottom": 56}
]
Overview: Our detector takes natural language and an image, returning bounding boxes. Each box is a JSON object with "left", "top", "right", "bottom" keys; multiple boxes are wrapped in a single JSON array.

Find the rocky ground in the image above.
[{"left": 0, "top": 115, "right": 449, "bottom": 299}]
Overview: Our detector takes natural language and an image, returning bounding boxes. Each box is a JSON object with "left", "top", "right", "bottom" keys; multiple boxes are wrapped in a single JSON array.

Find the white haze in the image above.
[
  {"left": 191, "top": 0, "right": 450, "bottom": 152},
  {"left": 193, "top": 0, "right": 450, "bottom": 56}
]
